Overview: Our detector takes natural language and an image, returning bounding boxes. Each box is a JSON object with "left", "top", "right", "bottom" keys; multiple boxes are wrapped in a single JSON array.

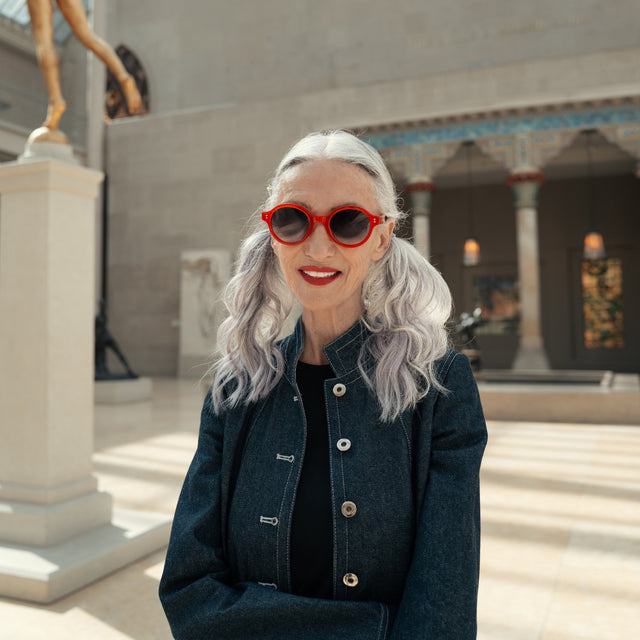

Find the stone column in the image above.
[
  {"left": 381, "top": 142, "right": 459, "bottom": 260},
  {"left": 506, "top": 171, "right": 551, "bottom": 370},
  {"left": 0, "top": 159, "right": 170, "bottom": 603},
  {"left": 406, "top": 179, "right": 435, "bottom": 259}
]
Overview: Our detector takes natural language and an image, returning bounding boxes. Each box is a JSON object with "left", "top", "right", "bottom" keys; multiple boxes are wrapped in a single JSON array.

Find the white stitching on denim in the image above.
[
  {"left": 376, "top": 603, "right": 387, "bottom": 639},
  {"left": 283, "top": 378, "right": 309, "bottom": 593},
  {"left": 259, "top": 516, "right": 278, "bottom": 526},
  {"left": 322, "top": 379, "right": 339, "bottom": 598},
  {"left": 334, "top": 389, "right": 350, "bottom": 598},
  {"left": 277, "top": 447, "right": 297, "bottom": 590},
  {"left": 258, "top": 581, "right": 277, "bottom": 589},
  {"left": 333, "top": 324, "right": 362, "bottom": 364},
  {"left": 398, "top": 414, "right": 412, "bottom": 467},
  {"left": 276, "top": 453, "right": 295, "bottom": 462}
]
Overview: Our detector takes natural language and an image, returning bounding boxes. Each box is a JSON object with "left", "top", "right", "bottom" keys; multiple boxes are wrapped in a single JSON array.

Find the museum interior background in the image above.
[
  {"left": 1, "top": 0, "right": 639, "bottom": 377},
  {"left": 1, "top": 0, "right": 639, "bottom": 617}
]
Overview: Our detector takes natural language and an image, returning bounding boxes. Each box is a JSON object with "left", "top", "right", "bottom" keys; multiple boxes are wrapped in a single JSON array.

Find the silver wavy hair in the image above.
[{"left": 210, "top": 130, "right": 452, "bottom": 421}]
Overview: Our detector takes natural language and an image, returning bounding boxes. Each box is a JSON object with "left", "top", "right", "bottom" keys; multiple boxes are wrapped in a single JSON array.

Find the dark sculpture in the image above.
[
  {"left": 454, "top": 308, "right": 483, "bottom": 373},
  {"left": 95, "top": 299, "right": 137, "bottom": 380},
  {"left": 456, "top": 308, "right": 482, "bottom": 348}
]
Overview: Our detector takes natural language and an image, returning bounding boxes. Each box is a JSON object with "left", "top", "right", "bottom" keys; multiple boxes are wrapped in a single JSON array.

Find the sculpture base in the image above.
[
  {"left": 0, "top": 508, "right": 171, "bottom": 604},
  {"left": 94, "top": 377, "right": 153, "bottom": 404},
  {"left": 19, "top": 138, "right": 78, "bottom": 164},
  {"left": 27, "top": 126, "right": 68, "bottom": 145},
  {"left": 511, "top": 342, "right": 550, "bottom": 370}
]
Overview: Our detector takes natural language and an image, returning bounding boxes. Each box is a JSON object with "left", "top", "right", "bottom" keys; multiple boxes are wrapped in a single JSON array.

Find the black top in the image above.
[{"left": 291, "top": 361, "right": 334, "bottom": 599}]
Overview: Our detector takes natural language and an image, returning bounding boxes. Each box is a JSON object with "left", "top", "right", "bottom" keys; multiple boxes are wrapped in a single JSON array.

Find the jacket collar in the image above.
[{"left": 280, "top": 315, "right": 370, "bottom": 382}]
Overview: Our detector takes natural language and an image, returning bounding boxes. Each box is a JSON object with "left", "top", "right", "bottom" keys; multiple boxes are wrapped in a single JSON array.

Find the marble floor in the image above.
[{"left": 1, "top": 378, "right": 639, "bottom": 639}]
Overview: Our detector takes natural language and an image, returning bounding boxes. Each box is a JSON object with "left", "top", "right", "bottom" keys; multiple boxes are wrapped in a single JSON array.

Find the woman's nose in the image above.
[{"left": 304, "top": 221, "right": 335, "bottom": 257}]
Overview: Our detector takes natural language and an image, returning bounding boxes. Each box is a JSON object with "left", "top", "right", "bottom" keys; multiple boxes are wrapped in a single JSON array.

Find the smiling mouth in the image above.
[
  {"left": 299, "top": 268, "right": 341, "bottom": 285},
  {"left": 301, "top": 270, "right": 340, "bottom": 278}
]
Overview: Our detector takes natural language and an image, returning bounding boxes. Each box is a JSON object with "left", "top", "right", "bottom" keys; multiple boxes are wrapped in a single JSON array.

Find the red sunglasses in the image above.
[{"left": 262, "top": 203, "right": 385, "bottom": 248}]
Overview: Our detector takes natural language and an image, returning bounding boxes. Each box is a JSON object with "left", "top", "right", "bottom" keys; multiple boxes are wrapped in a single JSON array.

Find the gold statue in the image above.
[{"left": 26, "top": 0, "right": 142, "bottom": 144}]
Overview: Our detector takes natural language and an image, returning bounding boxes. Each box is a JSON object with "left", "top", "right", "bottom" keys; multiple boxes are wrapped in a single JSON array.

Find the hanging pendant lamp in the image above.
[
  {"left": 462, "top": 141, "right": 480, "bottom": 266},
  {"left": 583, "top": 230, "right": 606, "bottom": 260},
  {"left": 582, "top": 130, "right": 606, "bottom": 260},
  {"left": 463, "top": 237, "right": 480, "bottom": 266}
]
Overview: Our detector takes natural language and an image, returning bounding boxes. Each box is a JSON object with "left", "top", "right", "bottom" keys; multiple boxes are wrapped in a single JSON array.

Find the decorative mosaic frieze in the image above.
[
  {"left": 364, "top": 105, "right": 640, "bottom": 150},
  {"left": 600, "top": 125, "right": 640, "bottom": 160},
  {"left": 475, "top": 130, "right": 579, "bottom": 173},
  {"left": 384, "top": 141, "right": 461, "bottom": 182},
  {"left": 366, "top": 104, "right": 640, "bottom": 179}
]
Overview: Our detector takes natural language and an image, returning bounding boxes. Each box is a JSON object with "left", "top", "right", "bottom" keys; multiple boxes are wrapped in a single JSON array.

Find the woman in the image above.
[{"left": 159, "top": 131, "right": 487, "bottom": 639}]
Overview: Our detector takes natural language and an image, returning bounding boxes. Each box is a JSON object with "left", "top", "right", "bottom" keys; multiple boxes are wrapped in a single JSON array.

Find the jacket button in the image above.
[
  {"left": 337, "top": 438, "right": 351, "bottom": 452},
  {"left": 343, "top": 573, "right": 359, "bottom": 587},
  {"left": 341, "top": 501, "right": 357, "bottom": 517},
  {"left": 332, "top": 383, "right": 346, "bottom": 397}
]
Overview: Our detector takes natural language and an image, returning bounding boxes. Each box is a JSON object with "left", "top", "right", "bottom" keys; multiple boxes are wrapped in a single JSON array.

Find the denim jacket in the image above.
[{"left": 159, "top": 318, "right": 487, "bottom": 639}]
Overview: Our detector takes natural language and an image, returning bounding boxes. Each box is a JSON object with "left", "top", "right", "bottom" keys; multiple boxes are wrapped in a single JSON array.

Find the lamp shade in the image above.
[
  {"left": 583, "top": 230, "right": 606, "bottom": 260},
  {"left": 463, "top": 237, "right": 480, "bottom": 266}
]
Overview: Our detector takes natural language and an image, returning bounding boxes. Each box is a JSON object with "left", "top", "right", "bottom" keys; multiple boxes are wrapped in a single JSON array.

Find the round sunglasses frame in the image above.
[{"left": 262, "top": 203, "right": 386, "bottom": 248}]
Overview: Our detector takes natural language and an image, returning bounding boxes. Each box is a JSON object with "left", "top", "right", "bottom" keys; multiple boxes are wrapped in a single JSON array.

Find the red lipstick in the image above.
[{"left": 298, "top": 266, "right": 341, "bottom": 286}]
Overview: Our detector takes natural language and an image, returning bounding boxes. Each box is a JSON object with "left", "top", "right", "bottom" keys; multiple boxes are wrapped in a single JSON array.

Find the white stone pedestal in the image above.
[{"left": 0, "top": 159, "right": 170, "bottom": 603}]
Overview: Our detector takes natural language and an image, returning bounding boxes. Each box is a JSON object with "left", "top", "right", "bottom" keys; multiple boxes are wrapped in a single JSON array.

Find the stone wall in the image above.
[{"left": 106, "top": 0, "right": 640, "bottom": 114}]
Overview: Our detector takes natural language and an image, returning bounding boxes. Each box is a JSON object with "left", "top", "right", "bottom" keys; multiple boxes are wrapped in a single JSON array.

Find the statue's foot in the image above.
[
  {"left": 43, "top": 98, "right": 67, "bottom": 130},
  {"left": 27, "top": 126, "right": 69, "bottom": 145},
  {"left": 120, "top": 75, "right": 142, "bottom": 114}
]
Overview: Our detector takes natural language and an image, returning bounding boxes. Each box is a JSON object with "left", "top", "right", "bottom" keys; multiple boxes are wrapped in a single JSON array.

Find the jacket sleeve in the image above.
[
  {"left": 159, "top": 391, "right": 392, "bottom": 640},
  {"left": 389, "top": 352, "right": 488, "bottom": 640}
]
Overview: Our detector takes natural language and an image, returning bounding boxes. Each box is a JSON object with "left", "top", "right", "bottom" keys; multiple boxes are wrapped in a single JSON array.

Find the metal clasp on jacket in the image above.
[{"left": 258, "top": 581, "right": 278, "bottom": 589}]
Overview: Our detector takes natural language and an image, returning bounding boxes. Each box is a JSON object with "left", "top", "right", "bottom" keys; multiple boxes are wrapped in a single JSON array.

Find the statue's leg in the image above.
[
  {"left": 105, "top": 338, "right": 136, "bottom": 377},
  {"left": 56, "top": 0, "right": 142, "bottom": 113},
  {"left": 26, "top": 0, "right": 67, "bottom": 129}
]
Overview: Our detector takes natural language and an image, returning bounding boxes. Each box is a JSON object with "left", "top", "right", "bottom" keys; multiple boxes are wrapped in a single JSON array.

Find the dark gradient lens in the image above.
[
  {"left": 271, "top": 207, "right": 309, "bottom": 243},
  {"left": 330, "top": 209, "right": 371, "bottom": 245}
]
